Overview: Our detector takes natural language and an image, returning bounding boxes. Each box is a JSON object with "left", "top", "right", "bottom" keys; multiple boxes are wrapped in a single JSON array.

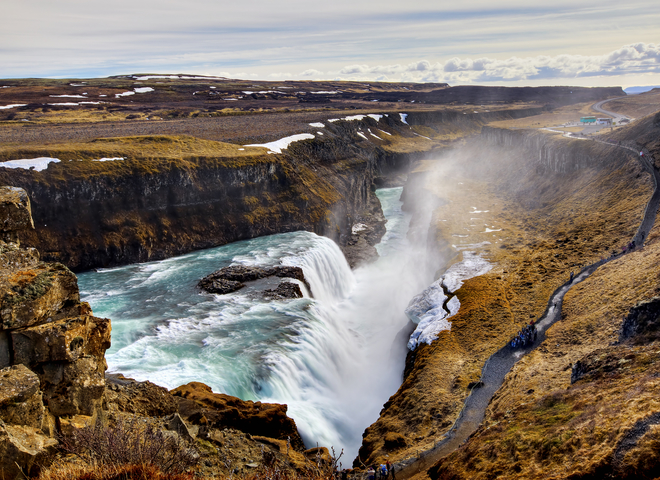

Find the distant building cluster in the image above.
[{"left": 580, "top": 116, "right": 612, "bottom": 125}]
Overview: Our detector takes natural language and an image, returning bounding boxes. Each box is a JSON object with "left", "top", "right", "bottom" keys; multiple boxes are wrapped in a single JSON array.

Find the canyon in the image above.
[{"left": 1, "top": 78, "right": 659, "bottom": 479}]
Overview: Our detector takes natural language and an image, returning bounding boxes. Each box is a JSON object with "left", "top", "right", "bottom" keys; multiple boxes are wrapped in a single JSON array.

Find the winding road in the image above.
[
  {"left": 592, "top": 96, "right": 633, "bottom": 124},
  {"left": 391, "top": 132, "right": 660, "bottom": 480}
]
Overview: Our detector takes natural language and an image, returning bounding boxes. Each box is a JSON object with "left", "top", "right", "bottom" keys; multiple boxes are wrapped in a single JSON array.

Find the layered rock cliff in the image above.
[
  {"left": 0, "top": 107, "right": 554, "bottom": 272},
  {"left": 0, "top": 186, "right": 110, "bottom": 478}
]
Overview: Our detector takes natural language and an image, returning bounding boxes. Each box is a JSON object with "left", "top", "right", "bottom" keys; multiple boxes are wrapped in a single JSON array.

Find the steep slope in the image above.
[{"left": 354, "top": 114, "right": 659, "bottom": 472}]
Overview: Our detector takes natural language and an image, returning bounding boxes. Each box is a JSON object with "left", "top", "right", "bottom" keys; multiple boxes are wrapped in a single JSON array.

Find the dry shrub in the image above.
[
  {"left": 39, "top": 462, "right": 194, "bottom": 480},
  {"left": 53, "top": 417, "right": 199, "bottom": 475}
]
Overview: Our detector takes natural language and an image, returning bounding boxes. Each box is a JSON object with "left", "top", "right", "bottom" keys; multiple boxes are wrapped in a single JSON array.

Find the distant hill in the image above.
[{"left": 624, "top": 85, "right": 660, "bottom": 95}]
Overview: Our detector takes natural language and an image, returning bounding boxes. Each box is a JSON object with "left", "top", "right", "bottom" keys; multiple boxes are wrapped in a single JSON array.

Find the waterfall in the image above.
[
  {"left": 78, "top": 187, "right": 433, "bottom": 461},
  {"left": 282, "top": 235, "right": 355, "bottom": 304}
]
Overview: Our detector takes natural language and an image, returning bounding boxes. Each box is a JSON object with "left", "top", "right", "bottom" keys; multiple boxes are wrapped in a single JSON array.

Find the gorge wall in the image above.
[
  {"left": 354, "top": 115, "right": 659, "bottom": 469},
  {"left": 0, "top": 106, "right": 548, "bottom": 272}
]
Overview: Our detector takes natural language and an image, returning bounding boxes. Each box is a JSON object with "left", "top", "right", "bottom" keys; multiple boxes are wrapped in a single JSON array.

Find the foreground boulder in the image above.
[{"left": 171, "top": 381, "right": 306, "bottom": 451}]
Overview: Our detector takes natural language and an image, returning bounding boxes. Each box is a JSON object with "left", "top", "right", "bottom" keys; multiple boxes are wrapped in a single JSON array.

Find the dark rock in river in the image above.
[
  {"left": 198, "top": 265, "right": 310, "bottom": 295},
  {"left": 263, "top": 282, "right": 304, "bottom": 300},
  {"left": 199, "top": 277, "right": 245, "bottom": 295}
]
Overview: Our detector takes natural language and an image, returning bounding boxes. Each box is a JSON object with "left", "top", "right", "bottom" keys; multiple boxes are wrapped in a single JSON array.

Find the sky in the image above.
[{"left": 2, "top": 0, "right": 659, "bottom": 87}]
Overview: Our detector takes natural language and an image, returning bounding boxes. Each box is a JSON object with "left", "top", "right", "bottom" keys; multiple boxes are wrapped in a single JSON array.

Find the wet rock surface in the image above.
[
  {"left": 263, "top": 281, "right": 304, "bottom": 300},
  {"left": 199, "top": 265, "right": 309, "bottom": 295}
]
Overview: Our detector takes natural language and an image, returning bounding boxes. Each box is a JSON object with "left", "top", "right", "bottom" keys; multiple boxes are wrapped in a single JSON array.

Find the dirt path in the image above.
[{"left": 389, "top": 142, "right": 660, "bottom": 480}]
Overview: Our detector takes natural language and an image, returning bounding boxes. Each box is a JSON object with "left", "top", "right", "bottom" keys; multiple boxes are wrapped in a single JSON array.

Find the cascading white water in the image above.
[{"left": 78, "top": 187, "right": 437, "bottom": 461}]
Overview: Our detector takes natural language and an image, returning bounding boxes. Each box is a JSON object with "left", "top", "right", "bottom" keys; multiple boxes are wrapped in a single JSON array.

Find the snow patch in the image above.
[
  {"left": 0, "top": 104, "right": 27, "bottom": 110},
  {"left": 1, "top": 157, "right": 60, "bottom": 171},
  {"left": 357, "top": 132, "right": 368, "bottom": 141},
  {"left": 309, "top": 122, "right": 325, "bottom": 128},
  {"left": 115, "top": 87, "right": 154, "bottom": 98},
  {"left": 368, "top": 129, "right": 383, "bottom": 140},
  {"left": 94, "top": 157, "right": 124, "bottom": 162},
  {"left": 311, "top": 91, "right": 340, "bottom": 94},
  {"left": 378, "top": 129, "right": 392, "bottom": 136},
  {"left": 245, "top": 133, "right": 315, "bottom": 153},
  {"left": 484, "top": 228, "right": 501, "bottom": 232},
  {"left": 50, "top": 94, "right": 86, "bottom": 98},
  {"left": 442, "top": 252, "right": 493, "bottom": 293},
  {"left": 328, "top": 114, "right": 383, "bottom": 123},
  {"left": 351, "top": 223, "right": 368, "bottom": 234},
  {"left": 399, "top": 113, "right": 409, "bottom": 124},
  {"left": 406, "top": 251, "right": 492, "bottom": 349}
]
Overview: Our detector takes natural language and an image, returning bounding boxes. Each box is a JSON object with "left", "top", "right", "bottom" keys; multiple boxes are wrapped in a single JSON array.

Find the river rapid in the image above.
[{"left": 78, "top": 187, "right": 437, "bottom": 461}]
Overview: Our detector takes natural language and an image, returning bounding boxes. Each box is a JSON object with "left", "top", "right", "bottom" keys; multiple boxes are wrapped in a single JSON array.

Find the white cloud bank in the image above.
[{"left": 334, "top": 43, "right": 660, "bottom": 84}]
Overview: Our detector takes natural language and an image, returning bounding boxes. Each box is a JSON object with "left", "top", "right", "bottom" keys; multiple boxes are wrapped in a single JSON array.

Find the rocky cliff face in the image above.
[
  {"left": 0, "top": 107, "right": 552, "bottom": 272},
  {"left": 0, "top": 186, "right": 110, "bottom": 478},
  {"left": 480, "top": 126, "right": 629, "bottom": 173}
]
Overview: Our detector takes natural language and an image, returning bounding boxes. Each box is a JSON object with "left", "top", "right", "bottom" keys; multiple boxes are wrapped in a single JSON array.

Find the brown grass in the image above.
[{"left": 358, "top": 131, "right": 653, "bottom": 467}]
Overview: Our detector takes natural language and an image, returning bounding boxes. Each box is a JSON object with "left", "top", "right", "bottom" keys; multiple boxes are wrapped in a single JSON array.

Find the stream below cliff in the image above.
[{"left": 78, "top": 187, "right": 437, "bottom": 461}]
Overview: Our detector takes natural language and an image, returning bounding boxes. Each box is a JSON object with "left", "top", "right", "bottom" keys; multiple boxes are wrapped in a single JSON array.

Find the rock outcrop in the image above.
[
  {"left": 0, "top": 186, "right": 111, "bottom": 477},
  {"left": 171, "top": 382, "right": 306, "bottom": 452},
  {"left": 198, "top": 265, "right": 309, "bottom": 296}
]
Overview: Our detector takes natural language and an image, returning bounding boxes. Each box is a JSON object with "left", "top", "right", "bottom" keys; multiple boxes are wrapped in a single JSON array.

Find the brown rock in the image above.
[
  {"left": 199, "top": 265, "right": 310, "bottom": 295},
  {"left": 104, "top": 373, "right": 178, "bottom": 417},
  {"left": 263, "top": 281, "right": 303, "bottom": 300},
  {"left": 0, "top": 421, "right": 57, "bottom": 479},
  {"left": 0, "top": 331, "right": 10, "bottom": 369},
  {"left": 11, "top": 315, "right": 110, "bottom": 365},
  {"left": 58, "top": 414, "right": 93, "bottom": 437},
  {"left": 171, "top": 382, "right": 306, "bottom": 451},
  {"left": 0, "top": 263, "right": 80, "bottom": 330},
  {"left": 0, "top": 364, "right": 40, "bottom": 406},
  {"left": 0, "top": 243, "right": 39, "bottom": 272},
  {"left": 0, "top": 365, "right": 45, "bottom": 431},
  {"left": 0, "top": 186, "right": 34, "bottom": 244},
  {"left": 42, "top": 356, "right": 106, "bottom": 416}
]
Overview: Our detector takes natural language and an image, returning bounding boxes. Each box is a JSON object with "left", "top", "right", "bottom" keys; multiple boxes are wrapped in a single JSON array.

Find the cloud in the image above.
[
  {"left": 300, "top": 69, "right": 323, "bottom": 77},
  {"left": 334, "top": 43, "right": 660, "bottom": 84}
]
